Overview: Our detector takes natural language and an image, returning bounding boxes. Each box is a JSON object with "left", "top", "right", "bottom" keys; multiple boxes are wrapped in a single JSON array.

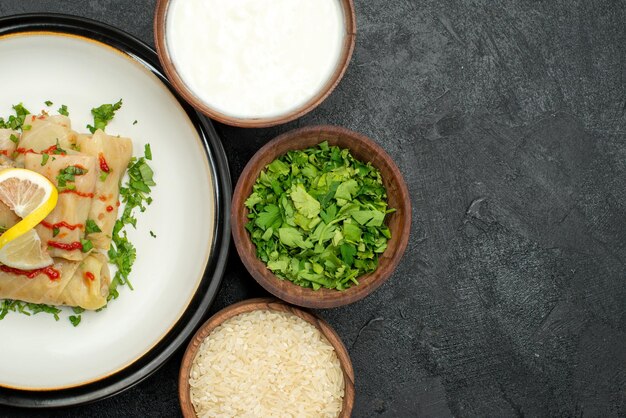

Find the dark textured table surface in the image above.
[{"left": 1, "top": 1, "right": 625, "bottom": 417}]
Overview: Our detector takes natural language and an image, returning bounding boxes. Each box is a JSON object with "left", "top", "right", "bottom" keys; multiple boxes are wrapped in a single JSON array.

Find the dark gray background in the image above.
[{"left": 1, "top": 0, "right": 625, "bottom": 417}]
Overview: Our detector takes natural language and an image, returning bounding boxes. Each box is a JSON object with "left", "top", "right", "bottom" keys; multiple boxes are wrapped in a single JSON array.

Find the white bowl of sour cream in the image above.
[{"left": 155, "top": 0, "right": 356, "bottom": 128}]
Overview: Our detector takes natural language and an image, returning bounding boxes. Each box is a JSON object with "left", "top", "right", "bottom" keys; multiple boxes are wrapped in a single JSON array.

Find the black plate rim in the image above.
[{"left": 0, "top": 13, "right": 231, "bottom": 408}]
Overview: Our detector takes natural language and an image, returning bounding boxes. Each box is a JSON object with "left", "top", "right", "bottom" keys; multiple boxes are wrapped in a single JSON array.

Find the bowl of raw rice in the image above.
[{"left": 178, "top": 298, "right": 355, "bottom": 417}]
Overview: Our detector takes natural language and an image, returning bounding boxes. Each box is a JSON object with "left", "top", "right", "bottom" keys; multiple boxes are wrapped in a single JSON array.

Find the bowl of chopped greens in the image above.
[{"left": 232, "top": 126, "right": 411, "bottom": 308}]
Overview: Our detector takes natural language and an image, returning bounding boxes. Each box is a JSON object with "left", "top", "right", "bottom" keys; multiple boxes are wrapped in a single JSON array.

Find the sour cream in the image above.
[{"left": 166, "top": 0, "right": 345, "bottom": 119}]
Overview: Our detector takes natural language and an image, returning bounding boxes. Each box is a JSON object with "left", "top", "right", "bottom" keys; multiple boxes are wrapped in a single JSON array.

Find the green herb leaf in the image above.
[
  {"left": 9, "top": 134, "right": 18, "bottom": 144},
  {"left": 86, "top": 99, "right": 122, "bottom": 133},
  {"left": 0, "top": 103, "right": 30, "bottom": 130},
  {"left": 41, "top": 153, "right": 49, "bottom": 166},
  {"left": 52, "top": 227, "right": 60, "bottom": 237},
  {"left": 58, "top": 104, "right": 69, "bottom": 116},
  {"left": 45, "top": 100, "right": 53, "bottom": 106},
  {"left": 85, "top": 219, "right": 102, "bottom": 234},
  {"left": 69, "top": 315, "right": 81, "bottom": 326},
  {"left": 56, "top": 165, "right": 87, "bottom": 191},
  {"left": 80, "top": 238, "right": 93, "bottom": 253}
]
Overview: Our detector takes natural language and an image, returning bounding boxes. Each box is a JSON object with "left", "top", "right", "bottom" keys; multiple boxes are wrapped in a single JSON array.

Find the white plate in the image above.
[{"left": 0, "top": 22, "right": 228, "bottom": 393}]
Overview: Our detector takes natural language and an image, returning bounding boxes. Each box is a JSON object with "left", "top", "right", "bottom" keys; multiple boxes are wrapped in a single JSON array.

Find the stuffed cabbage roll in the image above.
[
  {"left": 24, "top": 153, "right": 97, "bottom": 261},
  {"left": 77, "top": 130, "right": 132, "bottom": 250},
  {"left": 0, "top": 129, "right": 18, "bottom": 160},
  {"left": 15, "top": 114, "right": 77, "bottom": 164},
  {"left": 0, "top": 253, "right": 110, "bottom": 310}
]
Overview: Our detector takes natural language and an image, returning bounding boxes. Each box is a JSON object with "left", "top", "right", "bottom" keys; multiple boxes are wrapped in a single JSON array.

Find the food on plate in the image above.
[
  {"left": 0, "top": 252, "right": 110, "bottom": 310},
  {"left": 189, "top": 309, "right": 345, "bottom": 417},
  {"left": 0, "top": 101, "right": 154, "bottom": 322},
  {"left": 245, "top": 141, "right": 394, "bottom": 290},
  {"left": 166, "top": 0, "right": 345, "bottom": 119}
]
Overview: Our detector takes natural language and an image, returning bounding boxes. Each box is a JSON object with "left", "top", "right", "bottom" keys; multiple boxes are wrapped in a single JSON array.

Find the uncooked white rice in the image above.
[{"left": 189, "top": 309, "right": 345, "bottom": 418}]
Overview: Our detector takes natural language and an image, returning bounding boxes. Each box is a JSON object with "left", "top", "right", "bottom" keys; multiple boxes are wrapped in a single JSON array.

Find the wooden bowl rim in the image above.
[
  {"left": 178, "top": 297, "right": 355, "bottom": 418},
  {"left": 231, "top": 125, "right": 412, "bottom": 308},
  {"left": 154, "top": 0, "right": 357, "bottom": 128}
]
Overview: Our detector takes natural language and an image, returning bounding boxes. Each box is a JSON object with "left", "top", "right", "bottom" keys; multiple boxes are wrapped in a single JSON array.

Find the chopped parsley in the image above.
[
  {"left": 85, "top": 219, "right": 102, "bottom": 234},
  {"left": 0, "top": 103, "right": 30, "bottom": 130},
  {"left": 58, "top": 104, "right": 69, "bottom": 116},
  {"left": 149, "top": 230, "right": 156, "bottom": 238},
  {"left": 69, "top": 307, "right": 84, "bottom": 326},
  {"left": 52, "top": 227, "right": 60, "bottom": 237},
  {"left": 80, "top": 238, "right": 93, "bottom": 253},
  {"left": 8, "top": 134, "right": 18, "bottom": 144},
  {"left": 87, "top": 99, "right": 122, "bottom": 133},
  {"left": 99, "top": 171, "right": 108, "bottom": 182},
  {"left": 107, "top": 144, "right": 155, "bottom": 300},
  {"left": 45, "top": 100, "right": 53, "bottom": 107},
  {"left": 56, "top": 165, "right": 87, "bottom": 191},
  {"left": 133, "top": 120, "right": 138, "bottom": 125},
  {"left": 0, "top": 300, "right": 61, "bottom": 321},
  {"left": 68, "top": 315, "right": 81, "bottom": 326},
  {"left": 245, "top": 141, "right": 394, "bottom": 291},
  {"left": 41, "top": 153, "right": 49, "bottom": 166},
  {"left": 53, "top": 139, "right": 67, "bottom": 154}
]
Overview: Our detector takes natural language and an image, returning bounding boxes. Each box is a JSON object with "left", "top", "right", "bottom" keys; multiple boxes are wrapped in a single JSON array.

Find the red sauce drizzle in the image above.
[
  {"left": 41, "top": 144, "right": 66, "bottom": 155},
  {"left": 0, "top": 150, "right": 9, "bottom": 156},
  {"left": 60, "top": 190, "right": 95, "bottom": 198},
  {"left": 0, "top": 265, "right": 60, "bottom": 280},
  {"left": 72, "top": 164, "right": 88, "bottom": 172},
  {"left": 98, "top": 195, "right": 107, "bottom": 202},
  {"left": 40, "top": 220, "right": 83, "bottom": 231},
  {"left": 98, "top": 153, "right": 110, "bottom": 173},
  {"left": 116, "top": 200, "right": 120, "bottom": 207},
  {"left": 47, "top": 241, "right": 82, "bottom": 251},
  {"left": 106, "top": 205, "right": 114, "bottom": 212},
  {"left": 16, "top": 147, "right": 35, "bottom": 155},
  {"left": 84, "top": 272, "right": 95, "bottom": 281}
]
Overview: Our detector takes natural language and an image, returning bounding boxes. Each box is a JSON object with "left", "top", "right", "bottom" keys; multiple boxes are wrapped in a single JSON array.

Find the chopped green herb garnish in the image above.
[
  {"left": 245, "top": 141, "right": 393, "bottom": 291},
  {"left": 41, "top": 153, "right": 49, "bottom": 166},
  {"left": 149, "top": 230, "right": 156, "bottom": 238},
  {"left": 80, "top": 238, "right": 93, "bottom": 253},
  {"left": 68, "top": 315, "right": 81, "bottom": 326},
  {"left": 52, "top": 227, "right": 60, "bottom": 237},
  {"left": 45, "top": 100, "right": 53, "bottom": 107},
  {"left": 56, "top": 165, "right": 87, "bottom": 191},
  {"left": 54, "top": 139, "right": 66, "bottom": 155},
  {"left": 9, "top": 134, "right": 18, "bottom": 144},
  {"left": 86, "top": 99, "right": 122, "bottom": 133},
  {"left": 144, "top": 143, "right": 152, "bottom": 160},
  {"left": 22, "top": 124, "right": 31, "bottom": 131},
  {"left": 0, "top": 103, "right": 30, "bottom": 130},
  {"left": 0, "top": 299, "right": 61, "bottom": 321},
  {"left": 99, "top": 171, "right": 109, "bottom": 182},
  {"left": 133, "top": 120, "right": 138, "bottom": 125},
  {"left": 58, "top": 104, "right": 69, "bottom": 116},
  {"left": 72, "top": 306, "right": 85, "bottom": 314},
  {"left": 107, "top": 144, "right": 155, "bottom": 300},
  {"left": 85, "top": 219, "right": 101, "bottom": 234}
]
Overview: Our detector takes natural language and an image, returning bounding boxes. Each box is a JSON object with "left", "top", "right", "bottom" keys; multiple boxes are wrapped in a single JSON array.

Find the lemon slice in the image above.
[
  {"left": 0, "top": 168, "right": 58, "bottom": 268},
  {"left": 0, "top": 228, "right": 53, "bottom": 269}
]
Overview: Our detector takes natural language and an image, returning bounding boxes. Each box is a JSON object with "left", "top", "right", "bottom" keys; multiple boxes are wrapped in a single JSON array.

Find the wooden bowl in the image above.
[
  {"left": 179, "top": 298, "right": 355, "bottom": 417},
  {"left": 232, "top": 125, "right": 411, "bottom": 308},
  {"left": 154, "top": 0, "right": 356, "bottom": 128}
]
